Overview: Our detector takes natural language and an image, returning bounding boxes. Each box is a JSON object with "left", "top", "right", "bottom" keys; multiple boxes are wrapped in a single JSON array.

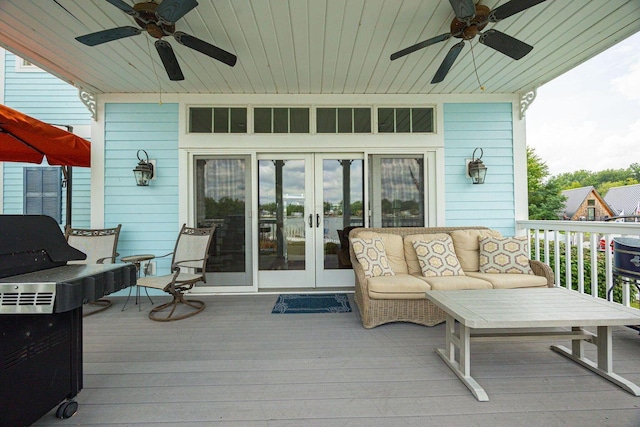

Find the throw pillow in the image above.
[
  {"left": 351, "top": 237, "right": 395, "bottom": 278},
  {"left": 478, "top": 236, "right": 534, "bottom": 274},
  {"left": 412, "top": 237, "right": 464, "bottom": 277}
]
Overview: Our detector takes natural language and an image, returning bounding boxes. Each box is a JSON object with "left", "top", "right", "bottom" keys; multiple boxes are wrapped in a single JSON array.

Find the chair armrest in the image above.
[
  {"left": 171, "top": 258, "right": 206, "bottom": 270},
  {"left": 529, "top": 260, "right": 555, "bottom": 287},
  {"left": 96, "top": 252, "right": 119, "bottom": 264}
]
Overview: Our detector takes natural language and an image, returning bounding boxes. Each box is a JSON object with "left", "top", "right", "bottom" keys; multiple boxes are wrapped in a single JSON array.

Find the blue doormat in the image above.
[{"left": 271, "top": 293, "right": 351, "bottom": 314}]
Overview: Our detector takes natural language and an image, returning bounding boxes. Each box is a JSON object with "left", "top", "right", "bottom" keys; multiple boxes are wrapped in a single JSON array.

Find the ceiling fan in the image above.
[
  {"left": 75, "top": 0, "right": 237, "bottom": 81},
  {"left": 390, "top": 0, "right": 548, "bottom": 84}
]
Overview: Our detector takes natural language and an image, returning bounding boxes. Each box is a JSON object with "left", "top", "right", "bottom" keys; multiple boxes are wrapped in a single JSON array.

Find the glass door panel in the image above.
[
  {"left": 258, "top": 155, "right": 314, "bottom": 287},
  {"left": 370, "top": 156, "right": 425, "bottom": 228},
  {"left": 193, "top": 156, "right": 252, "bottom": 290},
  {"left": 315, "top": 154, "right": 364, "bottom": 287}
]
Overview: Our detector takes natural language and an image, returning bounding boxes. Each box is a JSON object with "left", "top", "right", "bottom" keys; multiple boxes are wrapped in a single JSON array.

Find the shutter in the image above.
[{"left": 24, "top": 167, "right": 62, "bottom": 223}]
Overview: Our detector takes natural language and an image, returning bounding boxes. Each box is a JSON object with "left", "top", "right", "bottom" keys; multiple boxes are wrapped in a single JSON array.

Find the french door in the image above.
[{"left": 257, "top": 153, "right": 364, "bottom": 288}]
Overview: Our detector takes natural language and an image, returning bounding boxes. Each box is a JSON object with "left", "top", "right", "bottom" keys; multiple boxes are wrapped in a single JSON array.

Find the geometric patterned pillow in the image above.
[
  {"left": 351, "top": 237, "right": 395, "bottom": 278},
  {"left": 412, "top": 237, "right": 465, "bottom": 277},
  {"left": 478, "top": 236, "right": 534, "bottom": 274}
]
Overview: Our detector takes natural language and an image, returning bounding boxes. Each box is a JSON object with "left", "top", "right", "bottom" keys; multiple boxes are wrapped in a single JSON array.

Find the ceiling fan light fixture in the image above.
[
  {"left": 75, "top": 0, "right": 238, "bottom": 81},
  {"left": 389, "top": 0, "right": 549, "bottom": 84}
]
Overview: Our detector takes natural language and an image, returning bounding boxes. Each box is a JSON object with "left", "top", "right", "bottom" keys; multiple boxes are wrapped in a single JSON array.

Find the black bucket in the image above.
[{"left": 613, "top": 237, "right": 640, "bottom": 280}]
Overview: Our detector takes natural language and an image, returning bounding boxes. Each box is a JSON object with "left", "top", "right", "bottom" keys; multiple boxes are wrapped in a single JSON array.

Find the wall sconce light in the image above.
[
  {"left": 466, "top": 148, "right": 487, "bottom": 184},
  {"left": 133, "top": 149, "right": 154, "bottom": 186}
]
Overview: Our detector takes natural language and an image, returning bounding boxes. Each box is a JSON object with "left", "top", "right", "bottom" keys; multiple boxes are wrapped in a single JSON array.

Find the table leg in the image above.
[
  {"left": 121, "top": 283, "right": 134, "bottom": 311},
  {"left": 435, "top": 314, "right": 489, "bottom": 402},
  {"left": 551, "top": 325, "right": 640, "bottom": 396}
]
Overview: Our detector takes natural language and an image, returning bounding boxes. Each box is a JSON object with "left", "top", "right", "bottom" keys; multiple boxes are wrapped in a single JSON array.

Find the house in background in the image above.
[
  {"left": 0, "top": 48, "right": 92, "bottom": 228},
  {"left": 604, "top": 183, "right": 640, "bottom": 221},
  {"left": 560, "top": 186, "right": 614, "bottom": 221}
]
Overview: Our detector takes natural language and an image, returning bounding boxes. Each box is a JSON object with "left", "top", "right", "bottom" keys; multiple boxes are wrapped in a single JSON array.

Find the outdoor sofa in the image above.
[{"left": 348, "top": 226, "right": 554, "bottom": 329}]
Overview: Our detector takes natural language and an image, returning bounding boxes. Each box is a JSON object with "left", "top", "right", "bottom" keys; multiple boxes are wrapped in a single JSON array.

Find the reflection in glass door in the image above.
[
  {"left": 315, "top": 155, "right": 364, "bottom": 287},
  {"left": 194, "top": 156, "right": 252, "bottom": 289},
  {"left": 370, "top": 155, "right": 425, "bottom": 228},
  {"left": 258, "top": 155, "right": 314, "bottom": 287},
  {"left": 258, "top": 154, "right": 364, "bottom": 289}
]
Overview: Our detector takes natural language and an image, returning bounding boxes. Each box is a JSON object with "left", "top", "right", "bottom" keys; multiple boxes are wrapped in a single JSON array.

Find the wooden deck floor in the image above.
[{"left": 34, "top": 294, "right": 640, "bottom": 427}]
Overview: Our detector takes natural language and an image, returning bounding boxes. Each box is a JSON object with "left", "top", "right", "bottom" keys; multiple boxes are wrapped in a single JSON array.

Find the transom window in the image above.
[
  {"left": 317, "top": 108, "right": 371, "bottom": 133},
  {"left": 254, "top": 108, "right": 309, "bottom": 133},
  {"left": 189, "top": 107, "right": 247, "bottom": 133},
  {"left": 378, "top": 107, "right": 434, "bottom": 133},
  {"left": 187, "top": 106, "right": 436, "bottom": 134}
]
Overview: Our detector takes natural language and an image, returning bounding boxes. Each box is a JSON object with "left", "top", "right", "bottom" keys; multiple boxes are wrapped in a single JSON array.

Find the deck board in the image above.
[{"left": 32, "top": 294, "right": 640, "bottom": 427}]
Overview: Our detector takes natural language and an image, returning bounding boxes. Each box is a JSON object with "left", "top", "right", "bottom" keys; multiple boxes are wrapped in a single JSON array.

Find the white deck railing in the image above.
[{"left": 517, "top": 220, "right": 640, "bottom": 307}]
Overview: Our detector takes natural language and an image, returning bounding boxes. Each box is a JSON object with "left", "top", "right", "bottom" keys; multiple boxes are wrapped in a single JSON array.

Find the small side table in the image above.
[{"left": 121, "top": 254, "right": 155, "bottom": 311}]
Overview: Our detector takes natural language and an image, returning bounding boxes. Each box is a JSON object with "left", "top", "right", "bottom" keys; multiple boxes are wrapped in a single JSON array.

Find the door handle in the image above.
[
  {"left": 316, "top": 214, "right": 320, "bottom": 228},
  {"left": 308, "top": 214, "right": 313, "bottom": 228}
]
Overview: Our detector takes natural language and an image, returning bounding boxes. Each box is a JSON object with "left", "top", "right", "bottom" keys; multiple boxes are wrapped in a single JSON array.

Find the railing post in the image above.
[
  {"left": 577, "top": 232, "right": 584, "bottom": 294},
  {"left": 590, "top": 233, "right": 598, "bottom": 298},
  {"left": 554, "top": 235, "right": 561, "bottom": 288},
  {"left": 605, "top": 235, "right": 613, "bottom": 301},
  {"left": 543, "top": 229, "right": 549, "bottom": 267},
  {"left": 564, "top": 232, "right": 572, "bottom": 290}
]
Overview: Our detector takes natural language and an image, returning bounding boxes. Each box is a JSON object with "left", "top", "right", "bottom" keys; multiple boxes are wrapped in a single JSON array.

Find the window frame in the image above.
[
  {"left": 254, "top": 107, "right": 310, "bottom": 134},
  {"left": 376, "top": 107, "right": 435, "bottom": 134}
]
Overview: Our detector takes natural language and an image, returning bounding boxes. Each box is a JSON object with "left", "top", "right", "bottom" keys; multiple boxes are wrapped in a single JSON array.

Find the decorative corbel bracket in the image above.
[
  {"left": 78, "top": 88, "right": 97, "bottom": 121},
  {"left": 519, "top": 87, "right": 537, "bottom": 120}
]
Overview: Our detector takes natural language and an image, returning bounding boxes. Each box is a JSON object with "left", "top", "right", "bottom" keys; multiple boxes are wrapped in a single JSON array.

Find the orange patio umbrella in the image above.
[
  {"left": 0, "top": 103, "right": 90, "bottom": 166},
  {"left": 0, "top": 103, "right": 91, "bottom": 226}
]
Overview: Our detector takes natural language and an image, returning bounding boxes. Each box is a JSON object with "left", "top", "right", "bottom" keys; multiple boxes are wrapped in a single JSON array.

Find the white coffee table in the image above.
[{"left": 425, "top": 287, "right": 640, "bottom": 401}]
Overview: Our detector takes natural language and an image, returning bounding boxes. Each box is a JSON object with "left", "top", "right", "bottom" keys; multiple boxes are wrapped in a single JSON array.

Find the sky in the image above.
[{"left": 525, "top": 31, "right": 640, "bottom": 177}]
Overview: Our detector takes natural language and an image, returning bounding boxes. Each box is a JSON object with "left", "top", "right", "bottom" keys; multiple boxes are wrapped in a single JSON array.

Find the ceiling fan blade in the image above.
[
  {"left": 173, "top": 31, "right": 237, "bottom": 67},
  {"left": 390, "top": 33, "right": 451, "bottom": 61},
  {"left": 431, "top": 41, "right": 464, "bottom": 84},
  {"left": 479, "top": 29, "right": 533, "bottom": 60},
  {"left": 155, "top": 39, "right": 184, "bottom": 81},
  {"left": 106, "top": 0, "right": 139, "bottom": 17},
  {"left": 156, "top": 0, "right": 198, "bottom": 23},
  {"left": 76, "top": 26, "right": 141, "bottom": 46},
  {"left": 490, "top": 0, "right": 548, "bottom": 22},
  {"left": 448, "top": 0, "right": 476, "bottom": 20}
]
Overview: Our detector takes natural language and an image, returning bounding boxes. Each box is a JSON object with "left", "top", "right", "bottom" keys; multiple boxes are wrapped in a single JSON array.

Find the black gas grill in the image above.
[{"left": 0, "top": 215, "right": 136, "bottom": 426}]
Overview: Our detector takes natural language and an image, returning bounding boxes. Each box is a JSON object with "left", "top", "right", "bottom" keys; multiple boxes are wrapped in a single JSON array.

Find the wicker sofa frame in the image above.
[{"left": 348, "top": 226, "right": 555, "bottom": 329}]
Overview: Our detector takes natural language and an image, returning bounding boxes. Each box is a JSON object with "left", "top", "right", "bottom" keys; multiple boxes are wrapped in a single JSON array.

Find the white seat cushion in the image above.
[
  {"left": 466, "top": 272, "right": 547, "bottom": 289},
  {"left": 368, "top": 274, "right": 431, "bottom": 299}
]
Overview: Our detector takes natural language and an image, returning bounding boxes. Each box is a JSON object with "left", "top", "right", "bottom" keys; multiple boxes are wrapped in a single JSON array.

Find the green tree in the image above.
[
  {"left": 549, "top": 167, "right": 638, "bottom": 196},
  {"left": 629, "top": 163, "right": 640, "bottom": 182},
  {"left": 205, "top": 197, "right": 245, "bottom": 219},
  {"left": 350, "top": 200, "right": 363, "bottom": 216},
  {"left": 527, "top": 147, "right": 566, "bottom": 220}
]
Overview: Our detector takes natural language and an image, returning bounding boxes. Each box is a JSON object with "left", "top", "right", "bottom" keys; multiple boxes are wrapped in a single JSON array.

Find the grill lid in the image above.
[{"left": 0, "top": 215, "right": 86, "bottom": 279}]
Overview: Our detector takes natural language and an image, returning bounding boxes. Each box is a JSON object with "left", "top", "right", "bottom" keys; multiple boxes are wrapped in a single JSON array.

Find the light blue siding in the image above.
[
  {"left": 444, "top": 103, "right": 516, "bottom": 236},
  {"left": 104, "top": 103, "right": 180, "bottom": 288},
  {"left": 2, "top": 52, "right": 92, "bottom": 227}
]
